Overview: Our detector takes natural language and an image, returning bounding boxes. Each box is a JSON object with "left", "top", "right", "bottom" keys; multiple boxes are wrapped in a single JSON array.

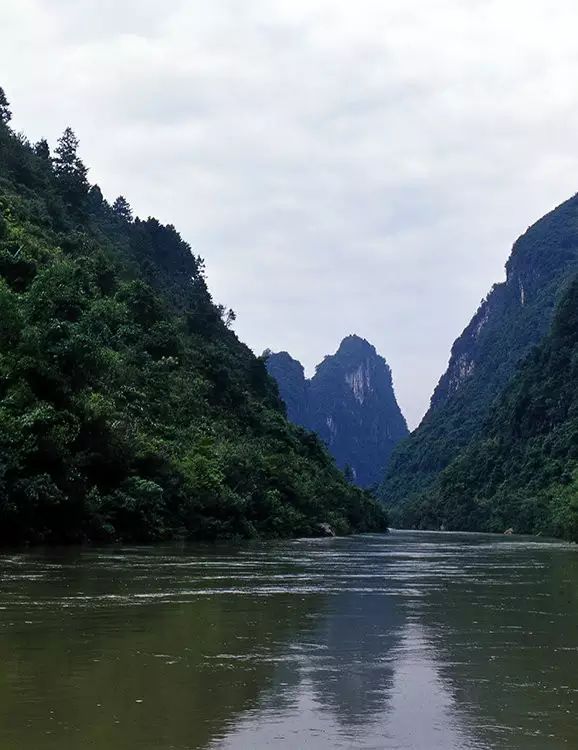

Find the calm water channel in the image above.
[{"left": 0, "top": 530, "right": 576, "bottom": 749}]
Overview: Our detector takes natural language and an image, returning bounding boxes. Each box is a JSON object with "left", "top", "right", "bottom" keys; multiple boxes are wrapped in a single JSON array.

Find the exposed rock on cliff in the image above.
[{"left": 267, "top": 336, "right": 408, "bottom": 488}]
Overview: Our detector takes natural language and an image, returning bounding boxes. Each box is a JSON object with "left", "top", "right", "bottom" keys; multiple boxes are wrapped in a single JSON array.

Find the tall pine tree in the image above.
[
  {"left": 53, "top": 127, "right": 89, "bottom": 211},
  {"left": 112, "top": 195, "right": 133, "bottom": 222}
]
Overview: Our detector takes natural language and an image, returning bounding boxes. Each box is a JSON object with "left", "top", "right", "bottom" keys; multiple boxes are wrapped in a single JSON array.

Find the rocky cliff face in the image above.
[
  {"left": 382, "top": 192, "right": 578, "bottom": 510},
  {"left": 264, "top": 351, "right": 308, "bottom": 424},
  {"left": 267, "top": 336, "right": 408, "bottom": 488},
  {"left": 397, "top": 274, "right": 578, "bottom": 541}
]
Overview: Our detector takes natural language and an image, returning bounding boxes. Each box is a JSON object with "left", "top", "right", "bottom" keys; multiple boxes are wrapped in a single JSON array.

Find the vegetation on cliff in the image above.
[{"left": 398, "top": 275, "right": 578, "bottom": 541}]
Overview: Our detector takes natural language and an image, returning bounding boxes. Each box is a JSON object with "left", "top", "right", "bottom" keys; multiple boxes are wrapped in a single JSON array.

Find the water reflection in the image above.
[
  {"left": 0, "top": 532, "right": 576, "bottom": 749},
  {"left": 382, "top": 622, "right": 488, "bottom": 749},
  {"left": 214, "top": 620, "right": 487, "bottom": 750}
]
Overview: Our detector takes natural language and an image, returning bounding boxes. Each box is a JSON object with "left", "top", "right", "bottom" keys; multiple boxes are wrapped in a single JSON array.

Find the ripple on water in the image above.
[{"left": 0, "top": 531, "right": 576, "bottom": 750}]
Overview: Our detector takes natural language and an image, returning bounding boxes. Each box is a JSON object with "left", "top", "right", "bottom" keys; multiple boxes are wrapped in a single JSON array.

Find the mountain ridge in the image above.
[
  {"left": 381, "top": 192, "right": 578, "bottom": 512},
  {"left": 398, "top": 273, "right": 578, "bottom": 541}
]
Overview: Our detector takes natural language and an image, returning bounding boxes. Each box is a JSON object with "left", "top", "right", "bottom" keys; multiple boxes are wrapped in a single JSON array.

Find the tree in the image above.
[
  {"left": 224, "top": 308, "right": 236, "bottom": 328},
  {"left": 87, "top": 184, "right": 105, "bottom": 213},
  {"left": 34, "top": 139, "right": 50, "bottom": 160},
  {"left": 112, "top": 195, "right": 133, "bottom": 222},
  {"left": 0, "top": 87, "right": 11, "bottom": 124},
  {"left": 53, "top": 127, "right": 89, "bottom": 210}
]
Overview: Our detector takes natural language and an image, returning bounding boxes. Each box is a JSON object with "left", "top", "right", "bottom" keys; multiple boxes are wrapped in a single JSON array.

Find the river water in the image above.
[{"left": 0, "top": 530, "right": 576, "bottom": 749}]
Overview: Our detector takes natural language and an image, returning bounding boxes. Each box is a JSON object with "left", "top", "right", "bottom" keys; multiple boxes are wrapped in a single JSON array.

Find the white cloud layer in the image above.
[{"left": 2, "top": 0, "right": 578, "bottom": 426}]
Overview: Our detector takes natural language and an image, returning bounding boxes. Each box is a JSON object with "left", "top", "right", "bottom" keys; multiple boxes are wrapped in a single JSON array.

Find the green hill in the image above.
[{"left": 0, "top": 88, "right": 386, "bottom": 544}]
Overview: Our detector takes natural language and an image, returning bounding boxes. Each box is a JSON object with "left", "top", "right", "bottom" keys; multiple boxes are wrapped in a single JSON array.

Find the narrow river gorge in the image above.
[{"left": 0, "top": 531, "right": 576, "bottom": 749}]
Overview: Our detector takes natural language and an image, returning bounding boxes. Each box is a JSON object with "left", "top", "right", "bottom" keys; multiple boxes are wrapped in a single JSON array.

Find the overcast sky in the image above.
[{"left": 2, "top": 0, "right": 578, "bottom": 427}]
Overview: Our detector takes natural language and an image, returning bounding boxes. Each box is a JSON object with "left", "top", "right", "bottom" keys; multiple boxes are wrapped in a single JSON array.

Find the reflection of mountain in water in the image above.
[
  {"left": 2, "top": 534, "right": 577, "bottom": 750},
  {"left": 214, "top": 536, "right": 488, "bottom": 750},
  {"left": 215, "top": 533, "right": 578, "bottom": 750},
  {"left": 213, "top": 585, "right": 406, "bottom": 749},
  {"left": 382, "top": 622, "right": 488, "bottom": 750},
  {"left": 307, "top": 591, "right": 402, "bottom": 726}
]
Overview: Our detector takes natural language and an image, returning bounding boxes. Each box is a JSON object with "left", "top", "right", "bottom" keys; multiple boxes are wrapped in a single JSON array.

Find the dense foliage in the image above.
[
  {"left": 381, "top": 193, "right": 578, "bottom": 515},
  {"left": 398, "top": 276, "right": 578, "bottom": 541},
  {"left": 267, "top": 336, "right": 408, "bottom": 488},
  {"left": 0, "top": 88, "right": 387, "bottom": 544}
]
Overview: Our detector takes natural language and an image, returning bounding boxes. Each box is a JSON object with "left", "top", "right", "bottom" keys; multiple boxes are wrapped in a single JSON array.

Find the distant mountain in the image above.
[
  {"left": 381, "top": 193, "right": 578, "bottom": 530},
  {"left": 267, "top": 336, "right": 408, "bottom": 487},
  {"left": 265, "top": 351, "right": 309, "bottom": 425}
]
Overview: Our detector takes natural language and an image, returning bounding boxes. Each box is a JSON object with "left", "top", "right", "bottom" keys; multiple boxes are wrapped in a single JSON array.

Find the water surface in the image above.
[{"left": 0, "top": 530, "right": 576, "bottom": 749}]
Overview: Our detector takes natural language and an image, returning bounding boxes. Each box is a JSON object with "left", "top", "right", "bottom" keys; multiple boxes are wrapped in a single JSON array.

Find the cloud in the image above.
[{"left": 2, "top": 0, "right": 578, "bottom": 426}]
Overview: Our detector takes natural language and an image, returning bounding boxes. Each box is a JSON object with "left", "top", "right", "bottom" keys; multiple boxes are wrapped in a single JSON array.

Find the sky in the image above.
[{"left": 2, "top": 0, "right": 578, "bottom": 427}]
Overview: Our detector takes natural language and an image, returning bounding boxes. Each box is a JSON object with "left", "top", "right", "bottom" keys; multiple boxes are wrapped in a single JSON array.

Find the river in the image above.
[{"left": 0, "top": 530, "right": 576, "bottom": 749}]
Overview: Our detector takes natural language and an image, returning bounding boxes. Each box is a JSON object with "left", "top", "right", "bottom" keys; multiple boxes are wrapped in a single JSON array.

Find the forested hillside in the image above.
[
  {"left": 398, "top": 275, "right": 578, "bottom": 541},
  {"left": 0, "top": 88, "right": 387, "bottom": 544},
  {"left": 381, "top": 193, "right": 578, "bottom": 513}
]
